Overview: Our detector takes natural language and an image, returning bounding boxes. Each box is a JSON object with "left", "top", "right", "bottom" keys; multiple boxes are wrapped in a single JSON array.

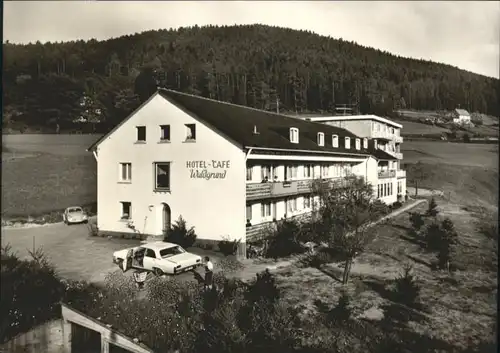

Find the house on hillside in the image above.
[
  {"left": 452, "top": 108, "right": 471, "bottom": 125},
  {"left": 87, "top": 89, "right": 406, "bottom": 257}
]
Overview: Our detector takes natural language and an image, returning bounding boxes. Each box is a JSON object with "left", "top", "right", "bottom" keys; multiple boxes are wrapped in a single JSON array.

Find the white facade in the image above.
[
  {"left": 93, "top": 93, "right": 246, "bottom": 244},
  {"left": 453, "top": 109, "right": 471, "bottom": 125}
]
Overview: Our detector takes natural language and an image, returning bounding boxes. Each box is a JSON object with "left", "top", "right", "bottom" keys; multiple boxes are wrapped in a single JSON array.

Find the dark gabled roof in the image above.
[
  {"left": 158, "top": 89, "right": 370, "bottom": 156},
  {"left": 88, "top": 89, "right": 389, "bottom": 160}
]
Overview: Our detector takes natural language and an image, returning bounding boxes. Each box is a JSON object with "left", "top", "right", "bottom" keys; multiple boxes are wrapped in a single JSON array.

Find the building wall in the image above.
[
  {"left": 96, "top": 93, "right": 246, "bottom": 244},
  {"left": 0, "top": 319, "right": 68, "bottom": 353},
  {"left": 322, "top": 120, "right": 373, "bottom": 137}
]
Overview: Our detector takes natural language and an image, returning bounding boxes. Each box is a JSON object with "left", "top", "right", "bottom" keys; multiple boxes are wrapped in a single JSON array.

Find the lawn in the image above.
[
  {"left": 273, "top": 201, "right": 497, "bottom": 351},
  {"left": 402, "top": 141, "right": 498, "bottom": 209},
  {"left": 395, "top": 119, "right": 451, "bottom": 136},
  {"left": 2, "top": 134, "right": 101, "bottom": 219}
]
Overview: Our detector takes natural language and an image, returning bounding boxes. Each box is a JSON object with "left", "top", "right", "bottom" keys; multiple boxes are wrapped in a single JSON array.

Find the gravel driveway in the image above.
[{"left": 1, "top": 221, "right": 197, "bottom": 283}]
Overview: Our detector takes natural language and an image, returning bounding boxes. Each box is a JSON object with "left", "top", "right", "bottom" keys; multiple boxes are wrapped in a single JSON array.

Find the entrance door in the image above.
[{"left": 162, "top": 203, "right": 171, "bottom": 233}]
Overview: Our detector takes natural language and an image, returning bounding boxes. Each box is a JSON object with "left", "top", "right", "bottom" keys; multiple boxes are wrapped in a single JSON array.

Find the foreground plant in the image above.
[
  {"left": 393, "top": 263, "right": 421, "bottom": 308},
  {"left": 312, "top": 175, "right": 388, "bottom": 284}
]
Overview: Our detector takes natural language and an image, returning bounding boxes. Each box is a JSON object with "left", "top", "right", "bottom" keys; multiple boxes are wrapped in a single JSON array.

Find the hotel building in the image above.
[{"left": 88, "top": 89, "right": 406, "bottom": 257}]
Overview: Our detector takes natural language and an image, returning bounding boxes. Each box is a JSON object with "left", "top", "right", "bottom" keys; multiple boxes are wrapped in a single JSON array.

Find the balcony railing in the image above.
[
  {"left": 394, "top": 135, "right": 404, "bottom": 143},
  {"left": 372, "top": 131, "right": 393, "bottom": 140},
  {"left": 396, "top": 169, "right": 406, "bottom": 178},
  {"left": 246, "top": 177, "right": 344, "bottom": 200},
  {"left": 378, "top": 170, "right": 396, "bottom": 179}
]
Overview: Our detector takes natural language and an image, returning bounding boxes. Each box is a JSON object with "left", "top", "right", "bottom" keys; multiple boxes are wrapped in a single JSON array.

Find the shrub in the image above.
[
  {"left": 218, "top": 236, "right": 241, "bottom": 256},
  {"left": 392, "top": 201, "right": 403, "bottom": 210},
  {"left": 424, "top": 223, "right": 442, "bottom": 251},
  {"left": 0, "top": 246, "right": 98, "bottom": 343},
  {"left": 244, "top": 269, "right": 280, "bottom": 305},
  {"left": 463, "top": 133, "right": 471, "bottom": 143},
  {"left": 409, "top": 212, "right": 425, "bottom": 235},
  {"left": 426, "top": 197, "right": 439, "bottom": 217},
  {"left": 393, "top": 264, "right": 421, "bottom": 308},
  {"left": 164, "top": 215, "right": 197, "bottom": 248},
  {"left": 264, "top": 219, "right": 306, "bottom": 259},
  {"left": 86, "top": 222, "right": 99, "bottom": 237}
]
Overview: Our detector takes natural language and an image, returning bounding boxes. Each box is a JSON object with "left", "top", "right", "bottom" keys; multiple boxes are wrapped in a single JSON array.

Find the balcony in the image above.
[
  {"left": 371, "top": 130, "right": 393, "bottom": 140},
  {"left": 378, "top": 170, "right": 396, "bottom": 179},
  {"left": 396, "top": 169, "right": 406, "bottom": 179},
  {"left": 394, "top": 135, "right": 404, "bottom": 143},
  {"left": 246, "top": 177, "right": 342, "bottom": 201},
  {"left": 271, "top": 180, "right": 299, "bottom": 197}
]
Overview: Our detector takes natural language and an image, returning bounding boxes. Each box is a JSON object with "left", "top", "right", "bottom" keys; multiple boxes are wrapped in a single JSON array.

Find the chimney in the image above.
[{"left": 253, "top": 125, "right": 260, "bottom": 135}]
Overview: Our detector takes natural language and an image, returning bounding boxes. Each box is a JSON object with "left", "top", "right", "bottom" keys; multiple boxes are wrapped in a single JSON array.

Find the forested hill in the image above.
[{"left": 3, "top": 24, "right": 499, "bottom": 132}]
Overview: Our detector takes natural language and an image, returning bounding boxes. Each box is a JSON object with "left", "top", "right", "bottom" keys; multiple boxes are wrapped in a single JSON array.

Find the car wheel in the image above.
[
  {"left": 83, "top": 219, "right": 89, "bottom": 224},
  {"left": 153, "top": 268, "right": 164, "bottom": 277}
]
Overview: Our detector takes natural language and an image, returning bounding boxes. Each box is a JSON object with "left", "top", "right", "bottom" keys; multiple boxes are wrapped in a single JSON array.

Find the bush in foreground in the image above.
[
  {"left": 264, "top": 219, "right": 306, "bottom": 259},
  {"left": 164, "top": 215, "right": 197, "bottom": 248},
  {"left": 392, "top": 264, "right": 421, "bottom": 308},
  {"left": 0, "top": 246, "right": 99, "bottom": 343}
]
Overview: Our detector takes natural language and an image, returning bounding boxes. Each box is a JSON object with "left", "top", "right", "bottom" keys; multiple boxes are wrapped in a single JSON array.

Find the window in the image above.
[
  {"left": 304, "top": 164, "right": 313, "bottom": 178},
  {"left": 355, "top": 138, "right": 361, "bottom": 150},
  {"left": 246, "top": 205, "right": 252, "bottom": 221},
  {"left": 303, "top": 196, "right": 311, "bottom": 209},
  {"left": 261, "top": 165, "right": 274, "bottom": 181},
  {"left": 185, "top": 124, "right": 196, "bottom": 141},
  {"left": 377, "top": 185, "right": 381, "bottom": 198},
  {"left": 154, "top": 162, "right": 171, "bottom": 190},
  {"left": 344, "top": 137, "right": 351, "bottom": 149},
  {"left": 136, "top": 126, "right": 146, "bottom": 142},
  {"left": 390, "top": 183, "right": 393, "bottom": 195},
  {"left": 363, "top": 138, "right": 368, "bottom": 149},
  {"left": 261, "top": 202, "right": 271, "bottom": 217},
  {"left": 317, "top": 132, "right": 325, "bottom": 146},
  {"left": 287, "top": 198, "right": 298, "bottom": 213},
  {"left": 374, "top": 139, "right": 378, "bottom": 149},
  {"left": 160, "top": 125, "right": 170, "bottom": 141},
  {"left": 145, "top": 249, "right": 156, "bottom": 258},
  {"left": 119, "top": 163, "right": 132, "bottom": 182},
  {"left": 332, "top": 135, "right": 339, "bottom": 148},
  {"left": 121, "top": 202, "right": 131, "bottom": 220},
  {"left": 321, "top": 165, "right": 329, "bottom": 177},
  {"left": 290, "top": 128, "right": 299, "bottom": 143},
  {"left": 285, "top": 165, "right": 298, "bottom": 180},
  {"left": 246, "top": 166, "right": 253, "bottom": 181}
]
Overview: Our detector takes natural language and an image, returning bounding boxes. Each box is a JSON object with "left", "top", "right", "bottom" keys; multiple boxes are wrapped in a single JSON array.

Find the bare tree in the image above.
[
  {"left": 312, "top": 175, "right": 388, "bottom": 284},
  {"left": 407, "top": 161, "right": 429, "bottom": 197}
]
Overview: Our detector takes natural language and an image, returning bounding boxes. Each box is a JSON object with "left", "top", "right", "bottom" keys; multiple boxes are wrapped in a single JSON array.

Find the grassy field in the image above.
[
  {"left": 402, "top": 141, "right": 498, "bottom": 210},
  {"left": 2, "top": 134, "right": 101, "bottom": 219},
  {"left": 395, "top": 119, "right": 451, "bottom": 136},
  {"left": 274, "top": 201, "right": 497, "bottom": 351}
]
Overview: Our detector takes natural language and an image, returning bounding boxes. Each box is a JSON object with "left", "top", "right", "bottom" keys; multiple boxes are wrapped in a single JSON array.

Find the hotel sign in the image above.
[{"left": 186, "top": 160, "right": 230, "bottom": 180}]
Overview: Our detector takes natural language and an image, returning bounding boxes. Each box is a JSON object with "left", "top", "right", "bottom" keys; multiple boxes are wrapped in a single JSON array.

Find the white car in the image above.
[
  {"left": 63, "top": 206, "right": 88, "bottom": 225},
  {"left": 112, "top": 241, "right": 203, "bottom": 276}
]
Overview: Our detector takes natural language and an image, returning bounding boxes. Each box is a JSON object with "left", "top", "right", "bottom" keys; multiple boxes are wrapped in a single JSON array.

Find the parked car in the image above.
[
  {"left": 113, "top": 241, "right": 202, "bottom": 276},
  {"left": 63, "top": 206, "right": 88, "bottom": 225}
]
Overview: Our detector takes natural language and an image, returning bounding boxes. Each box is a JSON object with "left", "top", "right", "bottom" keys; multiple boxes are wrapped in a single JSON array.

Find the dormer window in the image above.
[
  {"left": 317, "top": 132, "right": 325, "bottom": 146},
  {"left": 332, "top": 135, "right": 339, "bottom": 148},
  {"left": 363, "top": 138, "right": 368, "bottom": 149},
  {"left": 355, "top": 138, "right": 361, "bottom": 150},
  {"left": 289, "top": 128, "right": 299, "bottom": 143},
  {"left": 345, "top": 137, "right": 351, "bottom": 149},
  {"left": 374, "top": 139, "right": 378, "bottom": 149}
]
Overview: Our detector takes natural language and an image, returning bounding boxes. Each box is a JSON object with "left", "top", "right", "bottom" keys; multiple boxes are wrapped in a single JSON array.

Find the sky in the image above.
[{"left": 4, "top": 1, "right": 500, "bottom": 78}]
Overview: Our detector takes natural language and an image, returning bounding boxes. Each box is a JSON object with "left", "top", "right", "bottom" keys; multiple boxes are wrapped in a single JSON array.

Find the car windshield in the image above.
[
  {"left": 68, "top": 208, "right": 82, "bottom": 213},
  {"left": 159, "top": 246, "right": 186, "bottom": 258}
]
